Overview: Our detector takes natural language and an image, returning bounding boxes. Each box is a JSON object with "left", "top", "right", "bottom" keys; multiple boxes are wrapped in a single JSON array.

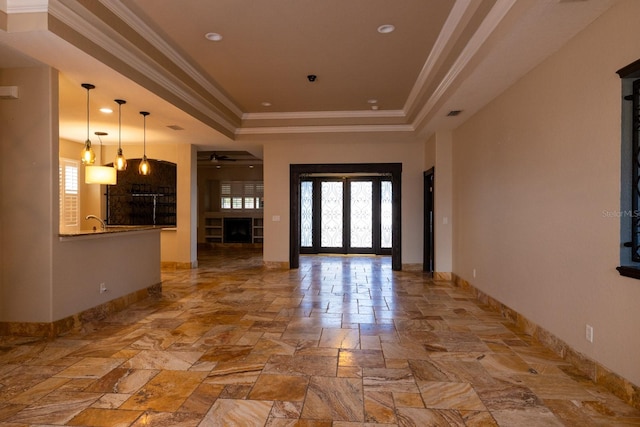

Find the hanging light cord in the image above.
[
  {"left": 141, "top": 111, "right": 149, "bottom": 155},
  {"left": 81, "top": 83, "right": 95, "bottom": 144},
  {"left": 118, "top": 102, "right": 122, "bottom": 150},
  {"left": 85, "top": 86, "right": 91, "bottom": 142},
  {"left": 143, "top": 113, "right": 146, "bottom": 153}
]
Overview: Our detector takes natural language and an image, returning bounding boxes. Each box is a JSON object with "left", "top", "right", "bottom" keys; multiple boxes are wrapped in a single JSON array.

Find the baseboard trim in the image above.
[
  {"left": 434, "top": 272, "right": 452, "bottom": 281},
  {"left": 0, "top": 282, "right": 162, "bottom": 338},
  {"left": 263, "top": 261, "right": 289, "bottom": 269},
  {"left": 161, "top": 261, "right": 198, "bottom": 270},
  {"left": 452, "top": 274, "right": 640, "bottom": 411}
]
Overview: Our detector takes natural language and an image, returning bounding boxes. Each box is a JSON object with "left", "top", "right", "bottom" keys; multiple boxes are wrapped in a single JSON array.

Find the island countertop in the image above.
[{"left": 59, "top": 225, "right": 163, "bottom": 241}]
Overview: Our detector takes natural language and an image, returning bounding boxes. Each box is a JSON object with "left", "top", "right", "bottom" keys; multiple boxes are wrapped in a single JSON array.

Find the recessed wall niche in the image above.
[{"left": 106, "top": 158, "right": 177, "bottom": 226}]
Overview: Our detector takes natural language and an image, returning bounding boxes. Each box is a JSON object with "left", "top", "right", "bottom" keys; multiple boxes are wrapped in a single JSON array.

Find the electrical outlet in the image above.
[
  {"left": 585, "top": 324, "right": 594, "bottom": 343},
  {"left": 99, "top": 283, "right": 107, "bottom": 294}
]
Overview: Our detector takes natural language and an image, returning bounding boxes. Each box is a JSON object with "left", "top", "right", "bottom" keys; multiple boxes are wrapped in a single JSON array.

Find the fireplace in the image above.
[{"left": 224, "top": 217, "right": 252, "bottom": 243}]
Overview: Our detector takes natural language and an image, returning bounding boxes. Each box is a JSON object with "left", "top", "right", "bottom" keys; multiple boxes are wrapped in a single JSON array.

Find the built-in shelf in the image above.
[
  {"left": 204, "top": 213, "right": 263, "bottom": 244},
  {"left": 253, "top": 217, "right": 264, "bottom": 244},
  {"left": 204, "top": 216, "right": 223, "bottom": 243}
]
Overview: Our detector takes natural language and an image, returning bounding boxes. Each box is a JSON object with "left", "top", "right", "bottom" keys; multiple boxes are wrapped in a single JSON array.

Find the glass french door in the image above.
[{"left": 300, "top": 177, "right": 392, "bottom": 254}]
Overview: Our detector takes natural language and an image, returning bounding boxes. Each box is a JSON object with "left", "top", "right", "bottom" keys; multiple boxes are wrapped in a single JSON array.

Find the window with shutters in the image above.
[
  {"left": 221, "top": 181, "right": 264, "bottom": 211},
  {"left": 59, "top": 158, "right": 80, "bottom": 229}
]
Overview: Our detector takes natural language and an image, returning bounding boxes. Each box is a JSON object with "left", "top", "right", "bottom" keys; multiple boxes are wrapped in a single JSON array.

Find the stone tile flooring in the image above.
[{"left": 1, "top": 247, "right": 640, "bottom": 426}]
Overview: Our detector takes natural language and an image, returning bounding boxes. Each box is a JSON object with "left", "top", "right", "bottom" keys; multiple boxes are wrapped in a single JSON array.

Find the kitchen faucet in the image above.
[{"left": 86, "top": 215, "right": 106, "bottom": 230}]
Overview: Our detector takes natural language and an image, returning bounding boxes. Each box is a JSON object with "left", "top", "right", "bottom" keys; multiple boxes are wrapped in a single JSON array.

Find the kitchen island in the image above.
[{"left": 0, "top": 226, "right": 162, "bottom": 337}]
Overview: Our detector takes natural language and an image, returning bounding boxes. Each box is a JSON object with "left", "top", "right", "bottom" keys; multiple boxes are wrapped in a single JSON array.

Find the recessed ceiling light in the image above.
[
  {"left": 377, "top": 24, "right": 395, "bottom": 34},
  {"left": 367, "top": 99, "right": 378, "bottom": 104},
  {"left": 261, "top": 101, "right": 272, "bottom": 107},
  {"left": 100, "top": 107, "right": 113, "bottom": 113},
  {"left": 205, "top": 32, "right": 223, "bottom": 41}
]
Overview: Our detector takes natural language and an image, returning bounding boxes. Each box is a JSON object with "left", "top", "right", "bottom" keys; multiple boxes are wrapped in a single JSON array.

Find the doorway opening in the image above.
[
  {"left": 424, "top": 168, "right": 434, "bottom": 274},
  {"left": 299, "top": 177, "right": 392, "bottom": 255},
  {"left": 290, "top": 163, "right": 402, "bottom": 270}
]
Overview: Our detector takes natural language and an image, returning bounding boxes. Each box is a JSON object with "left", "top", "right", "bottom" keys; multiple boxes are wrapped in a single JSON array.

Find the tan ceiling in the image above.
[{"left": 0, "top": 0, "right": 621, "bottom": 155}]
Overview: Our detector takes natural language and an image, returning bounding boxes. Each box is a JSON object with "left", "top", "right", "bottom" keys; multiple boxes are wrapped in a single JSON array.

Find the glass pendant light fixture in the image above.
[
  {"left": 85, "top": 132, "right": 117, "bottom": 185},
  {"left": 114, "top": 99, "right": 127, "bottom": 170},
  {"left": 138, "top": 111, "right": 151, "bottom": 175},
  {"left": 80, "top": 83, "right": 96, "bottom": 165}
]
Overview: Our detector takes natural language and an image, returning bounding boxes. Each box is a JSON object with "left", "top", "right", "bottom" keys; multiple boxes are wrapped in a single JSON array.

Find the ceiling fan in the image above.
[{"left": 210, "top": 153, "right": 236, "bottom": 162}]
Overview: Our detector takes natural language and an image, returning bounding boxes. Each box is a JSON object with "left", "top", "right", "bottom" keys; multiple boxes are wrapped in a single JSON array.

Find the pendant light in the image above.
[
  {"left": 114, "top": 99, "right": 127, "bottom": 170},
  {"left": 80, "top": 83, "right": 96, "bottom": 165},
  {"left": 139, "top": 111, "right": 151, "bottom": 175},
  {"left": 85, "top": 131, "right": 117, "bottom": 185}
]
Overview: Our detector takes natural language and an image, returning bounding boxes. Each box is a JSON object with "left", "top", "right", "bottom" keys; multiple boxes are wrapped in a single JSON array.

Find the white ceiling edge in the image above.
[
  {"left": 243, "top": 109, "right": 406, "bottom": 121},
  {"left": 2, "top": 0, "right": 48, "bottom": 13},
  {"left": 2, "top": 0, "right": 624, "bottom": 142},
  {"left": 417, "top": 0, "right": 622, "bottom": 140},
  {"left": 98, "top": 0, "right": 244, "bottom": 120},
  {"left": 412, "top": 0, "right": 518, "bottom": 132},
  {"left": 403, "top": 0, "right": 478, "bottom": 113},
  {"left": 47, "top": 0, "right": 239, "bottom": 139},
  {"left": 236, "top": 124, "right": 415, "bottom": 136}
]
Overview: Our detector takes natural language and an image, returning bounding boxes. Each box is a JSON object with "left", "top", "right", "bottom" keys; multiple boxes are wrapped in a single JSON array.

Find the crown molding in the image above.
[
  {"left": 243, "top": 109, "right": 405, "bottom": 121},
  {"left": 99, "top": 0, "right": 243, "bottom": 120},
  {"left": 2, "top": 0, "right": 48, "bottom": 13},
  {"left": 48, "top": 0, "right": 239, "bottom": 138},
  {"left": 412, "top": 0, "right": 518, "bottom": 130},
  {"left": 236, "top": 123, "right": 414, "bottom": 136},
  {"left": 403, "top": 0, "right": 475, "bottom": 113}
]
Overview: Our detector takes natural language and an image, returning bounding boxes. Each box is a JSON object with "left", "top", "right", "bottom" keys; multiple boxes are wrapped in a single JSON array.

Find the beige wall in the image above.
[
  {"left": 453, "top": 0, "right": 640, "bottom": 385},
  {"left": 262, "top": 133, "right": 425, "bottom": 266},
  {"left": 0, "top": 66, "right": 57, "bottom": 322}
]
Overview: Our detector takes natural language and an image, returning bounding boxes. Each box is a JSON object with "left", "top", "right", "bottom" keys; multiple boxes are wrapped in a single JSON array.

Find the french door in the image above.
[{"left": 300, "top": 177, "right": 392, "bottom": 255}]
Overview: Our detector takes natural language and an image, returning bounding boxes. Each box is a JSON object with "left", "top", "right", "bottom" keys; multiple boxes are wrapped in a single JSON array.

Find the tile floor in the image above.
[{"left": 1, "top": 247, "right": 640, "bottom": 426}]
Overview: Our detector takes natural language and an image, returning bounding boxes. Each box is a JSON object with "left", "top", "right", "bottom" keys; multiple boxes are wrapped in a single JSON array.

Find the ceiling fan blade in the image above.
[{"left": 208, "top": 152, "right": 240, "bottom": 162}]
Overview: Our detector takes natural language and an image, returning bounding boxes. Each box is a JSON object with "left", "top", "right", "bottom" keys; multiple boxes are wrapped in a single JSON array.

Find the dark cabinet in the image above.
[{"left": 106, "top": 159, "right": 177, "bottom": 226}]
